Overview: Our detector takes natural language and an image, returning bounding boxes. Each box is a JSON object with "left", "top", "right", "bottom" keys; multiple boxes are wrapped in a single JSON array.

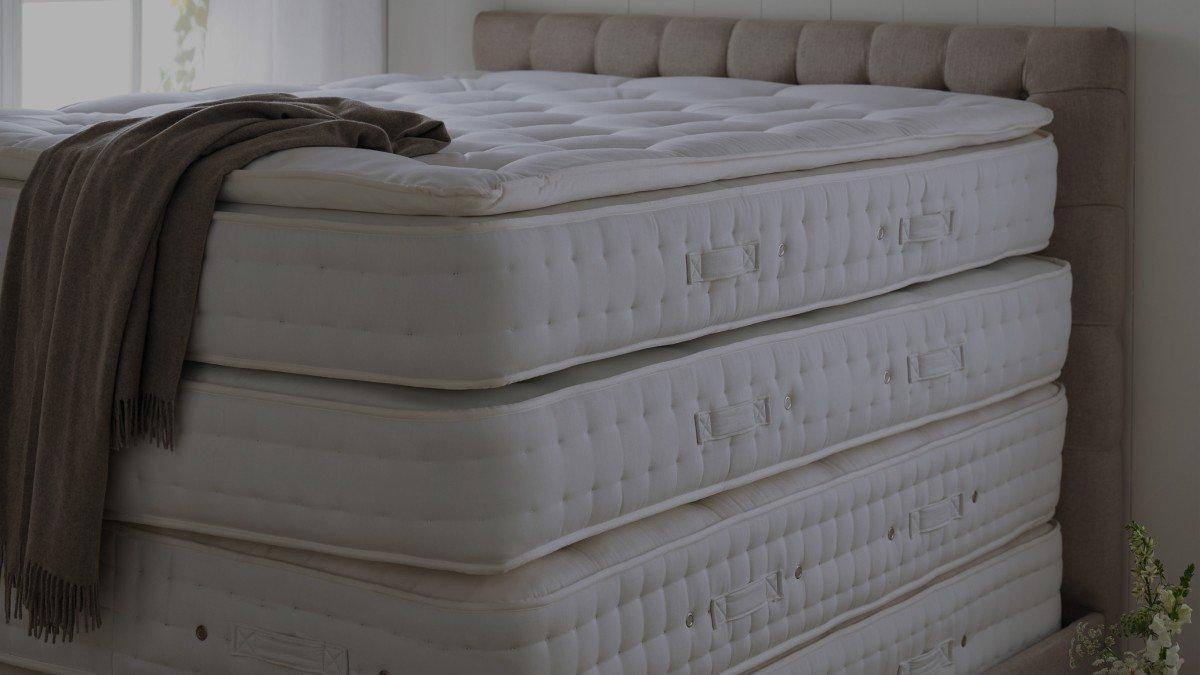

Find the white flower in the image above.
[
  {"left": 1164, "top": 644, "right": 1183, "bottom": 674},
  {"left": 1151, "top": 613, "right": 1172, "bottom": 638},
  {"left": 1160, "top": 587, "right": 1177, "bottom": 612},
  {"left": 1146, "top": 633, "right": 1173, "bottom": 658},
  {"left": 1097, "top": 661, "right": 1140, "bottom": 675},
  {"left": 1146, "top": 635, "right": 1166, "bottom": 661},
  {"left": 1178, "top": 602, "right": 1192, "bottom": 625},
  {"left": 1122, "top": 654, "right": 1149, "bottom": 674}
]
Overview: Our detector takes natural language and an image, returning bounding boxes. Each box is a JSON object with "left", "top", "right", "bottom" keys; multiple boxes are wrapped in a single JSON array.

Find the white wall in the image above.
[
  {"left": 388, "top": 0, "right": 1200, "bottom": 665},
  {"left": 1129, "top": 5, "right": 1200, "bottom": 671}
]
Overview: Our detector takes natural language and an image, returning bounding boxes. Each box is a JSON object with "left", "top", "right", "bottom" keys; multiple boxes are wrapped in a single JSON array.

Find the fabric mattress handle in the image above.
[
  {"left": 899, "top": 209, "right": 953, "bottom": 245},
  {"left": 709, "top": 570, "right": 784, "bottom": 629},
  {"left": 686, "top": 242, "right": 759, "bottom": 284},
  {"left": 907, "top": 342, "right": 965, "bottom": 382},
  {"left": 898, "top": 639, "right": 955, "bottom": 674},
  {"left": 232, "top": 625, "right": 349, "bottom": 674},
  {"left": 908, "top": 493, "right": 965, "bottom": 539},
  {"left": 695, "top": 397, "right": 770, "bottom": 443}
]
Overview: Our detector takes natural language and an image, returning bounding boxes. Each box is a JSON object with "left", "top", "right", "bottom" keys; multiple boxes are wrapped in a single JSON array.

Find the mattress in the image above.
[
  {"left": 0, "top": 72, "right": 1051, "bottom": 216},
  {"left": 0, "top": 131, "right": 1057, "bottom": 389},
  {"left": 104, "top": 256, "right": 1071, "bottom": 573},
  {"left": 757, "top": 524, "right": 1062, "bottom": 674},
  {"left": 0, "top": 386, "right": 1065, "bottom": 674}
]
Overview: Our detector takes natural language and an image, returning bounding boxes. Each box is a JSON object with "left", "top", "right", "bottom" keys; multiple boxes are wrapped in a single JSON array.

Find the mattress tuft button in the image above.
[
  {"left": 685, "top": 613, "right": 696, "bottom": 628},
  {"left": 887, "top": 526, "right": 896, "bottom": 541},
  {"left": 883, "top": 369, "right": 893, "bottom": 384},
  {"left": 793, "top": 565, "right": 803, "bottom": 579},
  {"left": 778, "top": 243, "right": 787, "bottom": 257},
  {"left": 195, "top": 625, "right": 208, "bottom": 641},
  {"left": 877, "top": 226, "right": 887, "bottom": 241},
  {"left": 784, "top": 395, "right": 793, "bottom": 411},
  {"left": 971, "top": 490, "right": 979, "bottom": 503},
  {"left": 961, "top": 634, "right": 968, "bottom": 648}
]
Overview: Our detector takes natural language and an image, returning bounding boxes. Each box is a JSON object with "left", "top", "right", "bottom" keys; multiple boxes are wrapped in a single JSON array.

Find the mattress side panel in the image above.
[
  {"left": 104, "top": 259, "right": 1072, "bottom": 572},
  {"left": 186, "top": 138, "right": 1056, "bottom": 388},
  {"left": 0, "top": 139, "right": 1055, "bottom": 389},
  {"left": 756, "top": 525, "right": 1063, "bottom": 674},
  {"left": 0, "top": 391, "right": 1064, "bottom": 674}
]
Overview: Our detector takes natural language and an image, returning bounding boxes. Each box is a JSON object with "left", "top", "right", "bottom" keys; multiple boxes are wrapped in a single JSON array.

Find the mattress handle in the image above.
[
  {"left": 695, "top": 397, "right": 770, "bottom": 443},
  {"left": 899, "top": 209, "right": 953, "bottom": 245},
  {"left": 708, "top": 570, "right": 784, "bottom": 629},
  {"left": 897, "top": 639, "right": 954, "bottom": 674},
  {"left": 686, "top": 242, "right": 759, "bottom": 284},
  {"left": 907, "top": 342, "right": 965, "bottom": 383},
  {"left": 908, "top": 493, "right": 965, "bottom": 539},
  {"left": 231, "top": 624, "right": 349, "bottom": 674}
]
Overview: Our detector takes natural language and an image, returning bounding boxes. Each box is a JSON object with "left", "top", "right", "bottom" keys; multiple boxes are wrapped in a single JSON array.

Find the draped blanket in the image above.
[{"left": 0, "top": 94, "right": 450, "bottom": 641}]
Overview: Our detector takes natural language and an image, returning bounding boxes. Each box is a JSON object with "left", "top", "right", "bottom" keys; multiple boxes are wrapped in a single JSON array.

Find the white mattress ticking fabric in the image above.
[
  {"left": 0, "top": 73, "right": 1052, "bottom": 216},
  {"left": 0, "top": 387, "right": 1065, "bottom": 674},
  {"left": 756, "top": 523, "right": 1062, "bottom": 674},
  {"left": 104, "top": 257, "right": 1072, "bottom": 573},
  {"left": 0, "top": 133, "right": 1056, "bottom": 389}
]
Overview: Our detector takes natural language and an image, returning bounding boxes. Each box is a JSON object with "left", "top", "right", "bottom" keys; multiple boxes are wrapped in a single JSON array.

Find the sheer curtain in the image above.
[{"left": 197, "top": 0, "right": 385, "bottom": 88}]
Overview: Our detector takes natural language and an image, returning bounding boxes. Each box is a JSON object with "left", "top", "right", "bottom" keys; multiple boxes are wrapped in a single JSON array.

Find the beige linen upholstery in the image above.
[
  {"left": 982, "top": 612, "right": 1102, "bottom": 673},
  {"left": 474, "top": 11, "right": 1130, "bottom": 625}
]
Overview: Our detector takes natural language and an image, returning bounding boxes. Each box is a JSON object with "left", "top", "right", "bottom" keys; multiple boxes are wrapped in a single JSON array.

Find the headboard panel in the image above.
[{"left": 475, "top": 11, "right": 1130, "bottom": 624}]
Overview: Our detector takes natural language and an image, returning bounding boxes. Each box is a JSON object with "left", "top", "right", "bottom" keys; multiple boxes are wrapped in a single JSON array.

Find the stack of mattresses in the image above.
[{"left": 0, "top": 71, "right": 1068, "bottom": 673}]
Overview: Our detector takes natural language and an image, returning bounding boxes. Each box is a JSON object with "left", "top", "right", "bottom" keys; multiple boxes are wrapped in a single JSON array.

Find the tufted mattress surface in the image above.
[
  {"left": 102, "top": 256, "right": 1071, "bottom": 574},
  {"left": 0, "top": 131, "right": 1055, "bottom": 389},
  {"left": 757, "top": 523, "right": 1061, "bottom": 674},
  {"left": 0, "top": 72, "right": 1051, "bottom": 216},
  {"left": 0, "top": 387, "right": 1064, "bottom": 674}
]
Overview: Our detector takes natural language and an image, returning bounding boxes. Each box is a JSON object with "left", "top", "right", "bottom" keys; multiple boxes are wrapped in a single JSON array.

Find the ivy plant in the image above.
[{"left": 159, "top": 0, "right": 209, "bottom": 93}]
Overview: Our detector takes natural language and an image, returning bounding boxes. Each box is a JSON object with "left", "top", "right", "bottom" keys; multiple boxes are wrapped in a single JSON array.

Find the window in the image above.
[
  {"left": 1, "top": 0, "right": 209, "bottom": 109},
  {"left": 0, "top": 0, "right": 384, "bottom": 110}
]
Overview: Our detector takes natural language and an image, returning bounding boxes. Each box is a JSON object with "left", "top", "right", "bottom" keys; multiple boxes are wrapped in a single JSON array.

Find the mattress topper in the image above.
[{"left": 0, "top": 71, "right": 1051, "bottom": 216}]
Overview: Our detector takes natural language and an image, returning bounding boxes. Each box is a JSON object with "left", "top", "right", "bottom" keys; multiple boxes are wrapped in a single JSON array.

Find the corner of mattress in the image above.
[
  {"left": 1028, "top": 254, "right": 1072, "bottom": 274},
  {"left": 220, "top": 169, "right": 513, "bottom": 217}
]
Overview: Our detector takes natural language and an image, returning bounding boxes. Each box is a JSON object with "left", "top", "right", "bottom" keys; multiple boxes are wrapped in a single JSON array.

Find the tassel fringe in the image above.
[
  {"left": 2, "top": 544, "right": 101, "bottom": 643},
  {"left": 0, "top": 395, "right": 170, "bottom": 641},
  {"left": 111, "top": 393, "right": 175, "bottom": 451}
]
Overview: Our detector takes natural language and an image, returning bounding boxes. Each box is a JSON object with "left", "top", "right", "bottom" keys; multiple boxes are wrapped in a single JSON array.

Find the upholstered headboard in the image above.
[{"left": 473, "top": 11, "right": 1130, "bottom": 626}]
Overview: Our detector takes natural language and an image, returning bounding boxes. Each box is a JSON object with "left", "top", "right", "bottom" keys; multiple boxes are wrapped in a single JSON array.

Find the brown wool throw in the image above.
[{"left": 0, "top": 94, "right": 450, "bottom": 641}]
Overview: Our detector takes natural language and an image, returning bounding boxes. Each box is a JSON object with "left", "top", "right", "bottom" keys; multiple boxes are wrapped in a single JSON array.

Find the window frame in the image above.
[
  {"left": 0, "top": 0, "right": 19, "bottom": 107},
  {"left": 1, "top": 0, "right": 144, "bottom": 108},
  {"left": 1, "top": 0, "right": 390, "bottom": 109}
]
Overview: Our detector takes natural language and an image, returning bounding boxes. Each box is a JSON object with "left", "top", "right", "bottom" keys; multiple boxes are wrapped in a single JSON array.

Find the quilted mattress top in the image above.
[{"left": 0, "top": 71, "right": 1051, "bottom": 216}]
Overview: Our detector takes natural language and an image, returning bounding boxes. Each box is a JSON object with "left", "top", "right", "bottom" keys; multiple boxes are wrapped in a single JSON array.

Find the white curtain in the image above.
[{"left": 197, "top": 0, "right": 385, "bottom": 87}]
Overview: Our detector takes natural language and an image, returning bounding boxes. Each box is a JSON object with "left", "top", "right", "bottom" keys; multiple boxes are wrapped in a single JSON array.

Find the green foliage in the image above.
[
  {"left": 1070, "top": 522, "right": 1194, "bottom": 674},
  {"left": 158, "top": 0, "right": 209, "bottom": 93}
]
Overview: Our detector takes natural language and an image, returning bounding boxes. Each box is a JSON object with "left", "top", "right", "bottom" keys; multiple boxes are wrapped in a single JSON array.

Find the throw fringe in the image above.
[
  {"left": 2, "top": 544, "right": 101, "bottom": 643},
  {"left": 111, "top": 394, "right": 175, "bottom": 451},
  {"left": 0, "top": 395, "right": 169, "bottom": 642},
  {"left": 0, "top": 394, "right": 170, "bottom": 643}
]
